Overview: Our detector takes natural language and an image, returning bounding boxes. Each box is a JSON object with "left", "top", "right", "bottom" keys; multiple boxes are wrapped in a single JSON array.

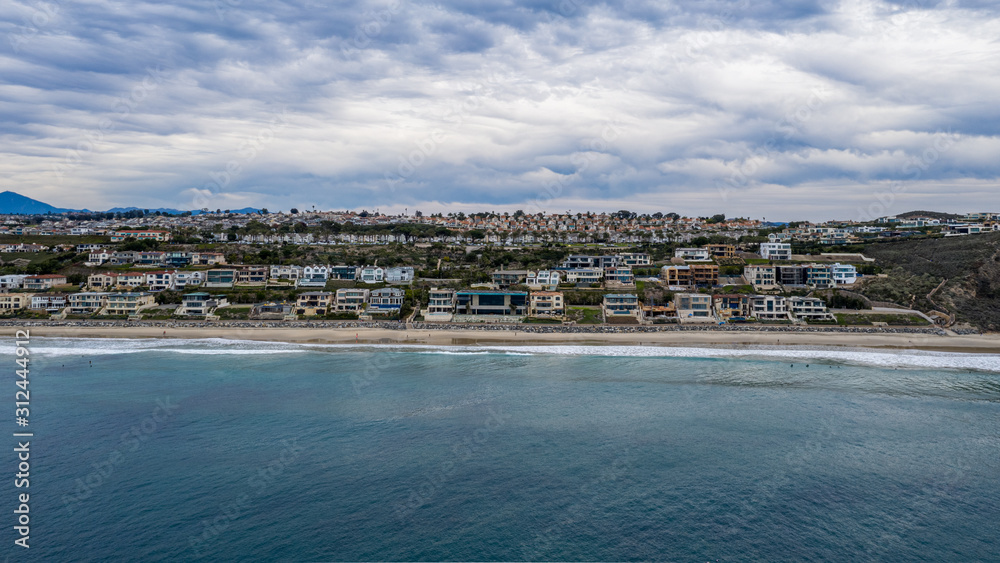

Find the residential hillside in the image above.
[{"left": 861, "top": 232, "right": 1000, "bottom": 331}]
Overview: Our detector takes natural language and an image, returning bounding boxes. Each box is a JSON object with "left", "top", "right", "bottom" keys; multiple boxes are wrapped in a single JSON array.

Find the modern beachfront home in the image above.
[
  {"left": 561, "top": 255, "right": 621, "bottom": 269},
  {"left": 103, "top": 293, "right": 156, "bottom": 316},
  {"left": 491, "top": 270, "right": 529, "bottom": 288},
  {"left": 270, "top": 265, "right": 304, "bottom": 283},
  {"left": 204, "top": 268, "right": 237, "bottom": 289},
  {"left": 0, "top": 275, "right": 28, "bottom": 289},
  {"left": 68, "top": 292, "right": 110, "bottom": 314},
  {"left": 235, "top": 265, "right": 269, "bottom": 286},
  {"left": 674, "top": 293, "right": 713, "bottom": 322},
  {"left": 335, "top": 288, "right": 370, "bottom": 312},
  {"left": 425, "top": 288, "right": 457, "bottom": 321},
  {"left": 788, "top": 296, "right": 834, "bottom": 321},
  {"left": 831, "top": 263, "right": 859, "bottom": 285},
  {"left": 455, "top": 290, "right": 528, "bottom": 316},
  {"left": 178, "top": 293, "right": 229, "bottom": 316},
  {"left": 603, "top": 294, "right": 642, "bottom": 322},
  {"left": 750, "top": 295, "right": 789, "bottom": 321},
  {"left": 299, "top": 265, "right": 332, "bottom": 287},
  {"left": 368, "top": 288, "right": 405, "bottom": 313},
  {"left": 704, "top": 244, "right": 737, "bottom": 259},
  {"left": 744, "top": 265, "right": 779, "bottom": 290},
  {"left": 385, "top": 267, "right": 415, "bottom": 283},
  {"left": 528, "top": 291, "right": 565, "bottom": 316},
  {"left": 713, "top": 294, "right": 752, "bottom": 321},
  {"left": 618, "top": 253, "right": 652, "bottom": 267},
  {"left": 360, "top": 266, "right": 385, "bottom": 284},
  {"left": 30, "top": 294, "right": 68, "bottom": 312},
  {"left": 604, "top": 266, "right": 635, "bottom": 286}
]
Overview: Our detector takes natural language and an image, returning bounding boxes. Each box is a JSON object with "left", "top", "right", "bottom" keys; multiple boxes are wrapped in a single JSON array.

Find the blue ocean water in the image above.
[{"left": 5, "top": 338, "right": 1000, "bottom": 562}]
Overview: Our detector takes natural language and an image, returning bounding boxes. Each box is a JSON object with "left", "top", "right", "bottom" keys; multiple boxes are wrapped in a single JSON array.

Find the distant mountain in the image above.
[
  {"left": 0, "top": 191, "right": 82, "bottom": 214},
  {"left": 0, "top": 192, "right": 263, "bottom": 215}
]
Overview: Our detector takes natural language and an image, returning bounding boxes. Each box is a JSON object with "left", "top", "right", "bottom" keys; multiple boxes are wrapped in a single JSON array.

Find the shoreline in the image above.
[{"left": 19, "top": 324, "right": 1000, "bottom": 354}]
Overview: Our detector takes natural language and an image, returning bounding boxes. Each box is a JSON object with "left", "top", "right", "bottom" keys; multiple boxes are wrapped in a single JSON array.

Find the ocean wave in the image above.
[{"left": 22, "top": 337, "right": 1000, "bottom": 373}]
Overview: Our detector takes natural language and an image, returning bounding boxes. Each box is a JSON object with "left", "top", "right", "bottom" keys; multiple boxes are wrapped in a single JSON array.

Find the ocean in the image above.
[{"left": 6, "top": 337, "right": 1000, "bottom": 561}]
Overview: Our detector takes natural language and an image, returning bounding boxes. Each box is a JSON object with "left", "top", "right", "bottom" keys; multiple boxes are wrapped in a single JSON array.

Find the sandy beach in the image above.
[{"left": 24, "top": 325, "right": 1000, "bottom": 354}]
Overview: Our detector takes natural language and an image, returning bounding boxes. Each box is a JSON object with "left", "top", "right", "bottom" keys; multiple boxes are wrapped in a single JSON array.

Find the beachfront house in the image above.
[
  {"left": 557, "top": 268, "right": 604, "bottom": 286},
  {"left": 674, "top": 293, "right": 713, "bottom": 322},
  {"left": 0, "top": 293, "right": 32, "bottom": 311},
  {"left": 604, "top": 266, "right": 635, "bottom": 286},
  {"left": 529, "top": 291, "right": 564, "bottom": 316},
  {"left": 705, "top": 244, "right": 737, "bottom": 259},
  {"left": 24, "top": 274, "right": 67, "bottom": 290},
  {"left": 30, "top": 293, "right": 68, "bottom": 312},
  {"left": 455, "top": 290, "right": 528, "bottom": 316},
  {"left": 750, "top": 295, "right": 789, "bottom": 321},
  {"left": 295, "top": 292, "right": 333, "bottom": 316},
  {"left": 789, "top": 296, "right": 834, "bottom": 321},
  {"left": 68, "top": 292, "right": 110, "bottom": 314},
  {"left": 491, "top": 270, "right": 529, "bottom": 289},
  {"left": 235, "top": 266, "right": 269, "bottom": 286},
  {"left": 617, "top": 253, "right": 651, "bottom": 267},
  {"left": 103, "top": 293, "right": 156, "bottom": 316},
  {"left": 174, "top": 271, "right": 204, "bottom": 289},
  {"left": 368, "top": 288, "right": 405, "bottom": 314},
  {"left": 713, "top": 294, "right": 752, "bottom": 322},
  {"left": 425, "top": 288, "right": 457, "bottom": 321},
  {"left": 0, "top": 275, "right": 28, "bottom": 289},
  {"left": 526, "top": 270, "right": 561, "bottom": 289},
  {"left": 562, "top": 255, "right": 620, "bottom": 269},
  {"left": 270, "top": 265, "right": 304, "bottom": 283},
  {"left": 603, "top": 294, "right": 643, "bottom": 323},
  {"left": 335, "top": 288, "right": 370, "bottom": 312},
  {"left": 145, "top": 270, "right": 177, "bottom": 291},
  {"left": 178, "top": 293, "right": 229, "bottom": 316}
]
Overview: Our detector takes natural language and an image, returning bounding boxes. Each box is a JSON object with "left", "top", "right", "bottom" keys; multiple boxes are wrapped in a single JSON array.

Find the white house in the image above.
[
  {"left": 299, "top": 265, "right": 331, "bottom": 288},
  {"left": 0, "top": 275, "right": 28, "bottom": 290},
  {"left": 759, "top": 243, "right": 792, "bottom": 261},
  {"left": 269, "top": 265, "right": 304, "bottom": 282},
  {"left": 788, "top": 296, "right": 834, "bottom": 321},
  {"left": 674, "top": 248, "right": 711, "bottom": 261},
  {"left": 831, "top": 263, "right": 858, "bottom": 285},
  {"left": 385, "top": 266, "right": 414, "bottom": 283},
  {"left": 527, "top": 270, "right": 561, "bottom": 288},
  {"left": 360, "top": 266, "right": 385, "bottom": 284},
  {"left": 750, "top": 295, "right": 788, "bottom": 320}
]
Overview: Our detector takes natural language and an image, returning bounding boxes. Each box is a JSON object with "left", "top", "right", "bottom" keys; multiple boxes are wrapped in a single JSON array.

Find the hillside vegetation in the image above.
[{"left": 861, "top": 232, "right": 1000, "bottom": 331}]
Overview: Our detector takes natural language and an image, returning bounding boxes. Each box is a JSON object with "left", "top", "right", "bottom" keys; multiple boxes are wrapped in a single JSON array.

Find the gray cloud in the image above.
[{"left": 1, "top": 0, "right": 998, "bottom": 220}]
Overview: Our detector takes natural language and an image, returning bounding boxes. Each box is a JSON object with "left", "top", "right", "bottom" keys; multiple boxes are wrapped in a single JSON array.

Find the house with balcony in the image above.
[
  {"left": 759, "top": 242, "right": 792, "bottom": 260},
  {"left": 178, "top": 293, "right": 228, "bottom": 316},
  {"left": 360, "top": 266, "right": 385, "bottom": 284},
  {"left": 556, "top": 268, "right": 604, "bottom": 286},
  {"left": 604, "top": 266, "right": 635, "bottom": 286},
  {"left": 250, "top": 302, "right": 294, "bottom": 319},
  {"left": 164, "top": 251, "right": 191, "bottom": 267},
  {"left": 88, "top": 272, "right": 119, "bottom": 289},
  {"left": 204, "top": 268, "right": 237, "bottom": 289},
  {"left": 369, "top": 288, "right": 405, "bottom": 313},
  {"left": 831, "top": 263, "right": 859, "bottom": 285},
  {"left": 455, "top": 290, "right": 528, "bottom": 316},
  {"left": 526, "top": 270, "right": 561, "bottom": 289},
  {"left": 674, "top": 248, "right": 711, "bottom": 261},
  {"left": 617, "top": 253, "right": 651, "bottom": 267},
  {"left": 789, "top": 296, "right": 834, "bottom": 321},
  {"left": 109, "top": 251, "right": 139, "bottom": 265},
  {"left": 705, "top": 244, "right": 737, "bottom": 259},
  {"left": 190, "top": 252, "right": 227, "bottom": 266},
  {"left": 385, "top": 266, "right": 415, "bottom": 283},
  {"left": 116, "top": 272, "right": 147, "bottom": 288},
  {"left": 751, "top": 295, "right": 789, "bottom": 321},
  {"left": 235, "top": 266, "right": 269, "bottom": 286},
  {"left": 744, "top": 265, "right": 779, "bottom": 290},
  {"left": 24, "top": 274, "right": 67, "bottom": 290},
  {"left": 529, "top": 291, "right": 564, "bottom": 316},
  {"left": 805, "top": 264, "right": 834, "bottom": 288},
  {"left": 270, "top": 265, "right": 304, "bottom": 283},
  {"left": 31, "top": 293, "right": 68, "bottom": 312},
  {"left": 295, "top": 292, "right": 333, "bottom": 316},
  {"left": 603, "top": 294, "right": 642, "bottom": 322},
  {"left": 0, "top": 275, "right": 28, "bottom": 290},
  {"left": 0, "top": 293, "right": 32, "bottom": 311},
  {"left": 86, "top": 251, "right": 112, "bottom": 266},
  {"left": 562, "top": 255, "right": 621, "bottom": 269},
  {"left": 174, "top": 271, "right": 204, "bottom": 289},
  {"left": 68, "top": 292, "right": 110, "bottom": 314},
  {"left": 425, "top": 288, "right": 457, "bottom": 321},
  {"left": 136, "top": 251, "right": 167, "bottom": 265},
  {"left": 145, "top": 271, "right": 177, "bottom": 291},
  {"left": 713, "top": 294, "right": 751, "bottom": 322},
  {"left": 299, "top": 265, "right": 332, "bottom": 287},
  {"left": 103, "top": 293, "right": 156, "bottom": 316},
  {"left": 674, "top": 293, "right": 713, "bottom": 322},
  {"left": 491, "top": 269, "right": 529, "bottom": 288},
  {"left": 335, "top": 288, "right": 370, "bottom": 312}
]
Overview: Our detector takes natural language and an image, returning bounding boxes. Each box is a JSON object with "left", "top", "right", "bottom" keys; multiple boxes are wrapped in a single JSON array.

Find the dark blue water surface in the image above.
[{"left": 5, "top": 338, "right": 1000, "bottom": 561}]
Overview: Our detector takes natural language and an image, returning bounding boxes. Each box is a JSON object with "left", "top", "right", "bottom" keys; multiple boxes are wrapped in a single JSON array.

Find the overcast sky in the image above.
[{"left": 2, "top": 0, "right": 998, "bottom": 220}]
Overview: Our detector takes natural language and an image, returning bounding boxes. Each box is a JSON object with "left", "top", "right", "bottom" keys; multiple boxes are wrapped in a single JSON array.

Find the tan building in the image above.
[
  {"left": 296, "top": 292, "right": 333, "bottom": 316},
  {"left": 529, "top": 291, "right": 564, "bottom": 316},
  {"left": 335, "top": 288, "right": 370, "bottom": 312},
  {"left": 103, "top": 293, "right": 156, "bottom": 315},
  {"left": 705, "top": 244, "right": 737, "bottom": 259},
  {"left": 0, "top": 293, "right": 33, "bottom": 311},
  {"left": 744, "top": 265, "right": 779, "bottom": 290},
  {"left": 88, "top": 272, "right": 120, "bottom": 289},
  {"left": 24, "top": 274, "right": 67, "bottom": 290},
  {"left": 661, "top": 264, "right": 718, "bottom": 287}
]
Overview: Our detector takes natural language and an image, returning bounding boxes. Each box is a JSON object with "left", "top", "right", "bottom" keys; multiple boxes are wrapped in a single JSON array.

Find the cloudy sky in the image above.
[{"left": 2, "top": 0, "right": 999, "bottom": 220}]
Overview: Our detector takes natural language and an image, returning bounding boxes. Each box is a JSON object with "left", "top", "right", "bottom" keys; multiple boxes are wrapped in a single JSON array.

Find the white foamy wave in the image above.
[{"left": 22, "top": 337, "right": 1000, "bottom": 372}]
